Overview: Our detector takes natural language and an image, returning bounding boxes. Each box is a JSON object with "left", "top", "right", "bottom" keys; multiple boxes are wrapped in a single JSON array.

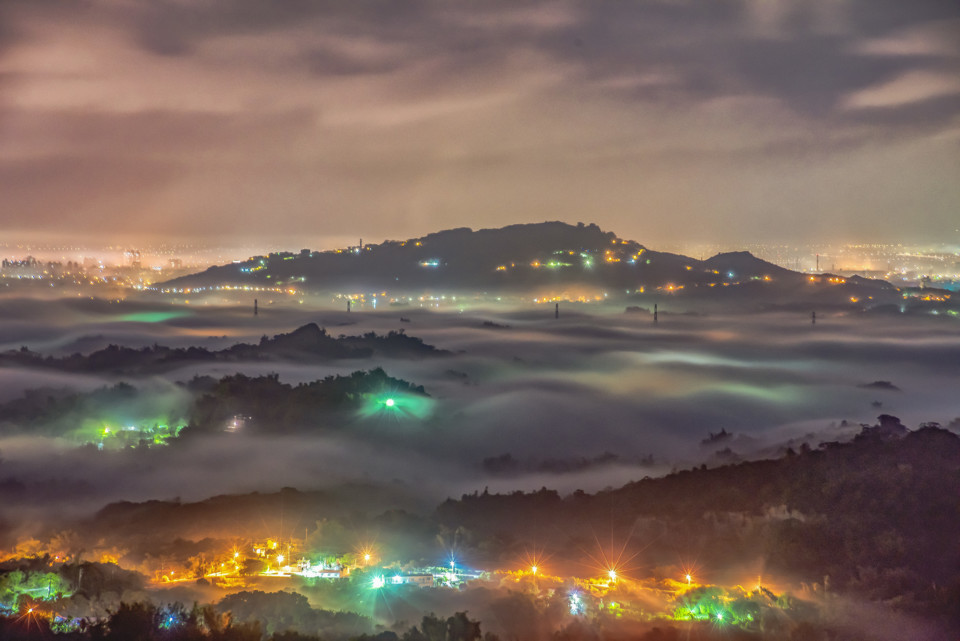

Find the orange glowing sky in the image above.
[{"left": 1, "top": 1, "right": 958, "bottom": 248}]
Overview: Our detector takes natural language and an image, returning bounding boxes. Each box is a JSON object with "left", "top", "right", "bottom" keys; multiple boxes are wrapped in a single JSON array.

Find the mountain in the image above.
[{"left": 154, "top": 222, "right": 904, "bottom": 308}]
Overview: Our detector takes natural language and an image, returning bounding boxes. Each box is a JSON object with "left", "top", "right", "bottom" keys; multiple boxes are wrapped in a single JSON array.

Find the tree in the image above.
[
  {"left": 446, "top": 612, "right": 482, "bottom": 641},
  {"left": 402, "top": 612, "right": 482, "bottom": 641},
  {"left": 99, "top": 601, "right": 160, "bottom": 641}
]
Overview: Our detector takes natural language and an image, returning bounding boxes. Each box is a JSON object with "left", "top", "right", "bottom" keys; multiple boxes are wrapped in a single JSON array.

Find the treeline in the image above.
[
  {"left": 186, "top": 367, "right": 427, "bottom": 434},
  {"left": 0, "top": 382, "right": 163, "bottom": 435},
  {"left": 1, "top": 590, "right": 896, "bottom": 641},
  {"left": 436, "top": 421, "right": 960, "bottom": 629},
  {"left": 0, "top": 324, "right": 446, "bottom": 375},
  {"left": 0, "top": 598, "right": 762, "bottom": 641},
  {"left": 0, "top": 598, "right": 492, "bottom": 641},
  {"left": 0, "top": 368, "right": 428, "bottom": 439}
]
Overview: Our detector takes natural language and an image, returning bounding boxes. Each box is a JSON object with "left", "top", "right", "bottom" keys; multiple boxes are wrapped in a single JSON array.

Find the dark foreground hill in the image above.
[
  {"left": 156, "top": 222, "right": 909, "bottom": 309},
  {"left": 436, "top": 421, "right": 960, "bottom": 626},
  {"left": 56, "top": 419, "right": 960, "bottom": 633}
]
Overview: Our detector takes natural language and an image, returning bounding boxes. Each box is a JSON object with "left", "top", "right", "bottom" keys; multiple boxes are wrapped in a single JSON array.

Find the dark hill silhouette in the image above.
[
  {"left": 0, "top": 324, "right": 447, "bottom": 375},
  {"left": 702, "top": 251, "right": 794, "bottom": 278},
  {"left": 0, "top": 368, "right": 429, "bottom": 442},
  {"left": 433, "top": 421, "right": 960, "bottom": 626},
  {"left": 154, "top": 221, "right": 908, "bottom": 309},
  {"left": 184, "top": 367, "right": 427, "bottom": 435},
  {"left": 257, "top": 322, "right": 347, "bottom": 355}
]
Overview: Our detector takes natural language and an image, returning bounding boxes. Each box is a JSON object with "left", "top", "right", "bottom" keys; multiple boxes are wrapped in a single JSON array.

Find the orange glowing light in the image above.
[{"left": 357, "top": 544, "right": 378, "bottom": 565}]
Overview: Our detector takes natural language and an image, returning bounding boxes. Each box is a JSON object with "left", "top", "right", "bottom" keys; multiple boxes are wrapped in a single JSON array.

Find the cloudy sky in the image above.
[{"left": 1, "top": 0, "right": 958, "bottom": 249}]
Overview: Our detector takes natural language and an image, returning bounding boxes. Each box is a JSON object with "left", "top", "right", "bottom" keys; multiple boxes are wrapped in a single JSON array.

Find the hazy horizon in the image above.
[{"left": 3, "top": 224, "right": 959, "bottom": 268}]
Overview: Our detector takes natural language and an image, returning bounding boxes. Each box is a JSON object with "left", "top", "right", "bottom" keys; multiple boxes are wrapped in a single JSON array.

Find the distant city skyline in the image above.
[
  {"left": 3, "top": 233, "right": 957, "bottom": 290},
  {"left": 3, "top": 230, "right": 960, "bottom": 271},
  {"left": 1, "top": 1, "right": 958, "bottom": 247}
]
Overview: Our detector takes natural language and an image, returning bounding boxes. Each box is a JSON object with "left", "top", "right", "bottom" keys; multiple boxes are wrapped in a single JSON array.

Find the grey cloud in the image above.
[
  {"left": 16, "top": 1, "right": 958, "bottom": 128},
  {"left": 569, "top": 11, "right": 957, "bottom": 124},
  {"left": 1, "top": 1, "right": 956, "bottom": 244},
  {"left": 722, "top": 37, "right": 922, "bottom": 115},
  {"left": 840, "top": 91, "right": 960, "bottom": 129},
  {"left": 846, "top": 0, "right": 959, "bottom": 36},
  {"left": 134, "top": 0, "right": 432, "bottom": 57},
  {"left": 302, "top": 47, "right": 409, "bottom": 77}
]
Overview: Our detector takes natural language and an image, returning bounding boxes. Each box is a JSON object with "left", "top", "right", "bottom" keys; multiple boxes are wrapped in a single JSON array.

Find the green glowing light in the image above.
[
  {"left": 71, "top": 417, "right": 186, "bottom": 449},
  {"left": 712, "top": 382, "right": 801, "bottom": 403},
  {"left": 120, "top": 311, "right": 190, "bottom": 323},
  {"left": 357, "top": 393, "right": 434, "bottom": 420},
  {"left": 0, "top": 571, "right": 71, "bottom": 609},
  {"left": 671, "top": 587, "right": 759, "bottom": 627}
]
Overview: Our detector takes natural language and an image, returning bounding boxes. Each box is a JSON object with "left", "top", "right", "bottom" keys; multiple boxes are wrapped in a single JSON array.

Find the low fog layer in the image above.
[{"left": 0, "top": 298, "right": 957, "bottom": 529}]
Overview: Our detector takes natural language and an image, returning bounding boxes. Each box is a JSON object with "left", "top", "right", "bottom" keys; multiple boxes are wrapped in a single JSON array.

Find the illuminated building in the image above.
[{"left": 390, "top": 573, "right": 435, "bottom": 587}]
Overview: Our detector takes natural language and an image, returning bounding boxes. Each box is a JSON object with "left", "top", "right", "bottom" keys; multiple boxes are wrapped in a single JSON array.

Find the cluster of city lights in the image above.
[{"left": 0, "top": 530, "right": 795, "bottom": 636}]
